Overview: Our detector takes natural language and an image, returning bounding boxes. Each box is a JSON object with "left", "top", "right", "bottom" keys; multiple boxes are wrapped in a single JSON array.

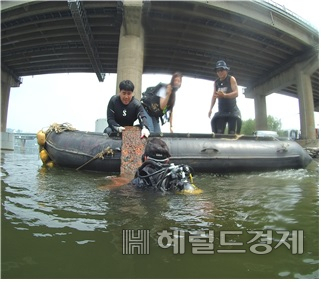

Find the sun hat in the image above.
[{"left": 215, "top": 60, "right": 230, "bottom": 70}]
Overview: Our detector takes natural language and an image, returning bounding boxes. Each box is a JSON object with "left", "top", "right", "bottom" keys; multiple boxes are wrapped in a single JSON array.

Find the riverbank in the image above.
[{"left": 297, "top": 139, "right": 319, "bottom": 159}]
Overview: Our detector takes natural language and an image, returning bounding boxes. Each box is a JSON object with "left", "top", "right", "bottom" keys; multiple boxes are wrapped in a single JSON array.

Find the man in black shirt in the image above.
[
  {"left": 208, "top": 60, "right": 242, "bottom": 134},
  {"left": 104, "top": 80, "right": 150, "bottom": 138}
]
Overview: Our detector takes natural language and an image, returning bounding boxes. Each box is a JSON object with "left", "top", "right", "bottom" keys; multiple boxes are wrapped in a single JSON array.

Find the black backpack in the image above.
[{"left": 141, "top": 82, "right": 167, "bottom": 118}]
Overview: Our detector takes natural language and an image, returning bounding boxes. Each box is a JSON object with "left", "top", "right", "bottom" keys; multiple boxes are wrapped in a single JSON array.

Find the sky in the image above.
[{"left": 6, "top": 0, "right": 320, "bottom": 134}]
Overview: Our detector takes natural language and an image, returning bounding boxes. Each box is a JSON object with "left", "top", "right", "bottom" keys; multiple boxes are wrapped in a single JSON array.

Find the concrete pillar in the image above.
[
  {"left": 0, "top": 132, "right": 14, "bottom": 150},
  {"left": 1, "top": 70, "right": 21, "bottom": 131},
  {"left": 254, "top": 95, "right": 268, "bottom": 130},
  {"left": 1, "top": 70, "right": 12, "bottom": 132},
  {"left": 116, "top": 1, "right": 144, "bottom": 100},
  {"left": 1, "top": 70, "right": 21, "bottom": 150},
  {"left": 297, "top": 71, "right": 316, "bottom": 140},
  {"left": 20, "top": 139, "right": 26, "bottom": 152}
]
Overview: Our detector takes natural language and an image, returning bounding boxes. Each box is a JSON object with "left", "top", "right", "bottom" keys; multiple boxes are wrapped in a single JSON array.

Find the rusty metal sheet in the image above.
[
  {"left": 101, "top": 126, "right": 147, "bottom": 189},
  {"left": 120, "top": 126, "right": 147, "bottom": 178}
]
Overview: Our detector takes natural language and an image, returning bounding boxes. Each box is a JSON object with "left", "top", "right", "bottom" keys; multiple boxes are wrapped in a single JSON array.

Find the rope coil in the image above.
[{"left": 46, "top": 122, "right": 76, "bottom": 134}]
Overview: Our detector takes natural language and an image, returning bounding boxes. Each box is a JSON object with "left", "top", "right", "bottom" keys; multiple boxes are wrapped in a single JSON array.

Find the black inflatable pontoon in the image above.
[{"left": 44, "top": 130, "right": 312, "bottom": 173}]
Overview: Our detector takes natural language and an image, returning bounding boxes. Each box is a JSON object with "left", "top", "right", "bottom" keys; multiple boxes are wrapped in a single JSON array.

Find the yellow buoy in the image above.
[
  {"left": 176, "top": 181, "right": 203, "bottom": 195},
  {"left": 39, "top": 149, "right": 49, "bottom": 163},
  {"left": 37, "top": 130, "right": 46, "bottom": 146},
  {"left": 46, "top": 161, "right": 54, "bottom": 168}
]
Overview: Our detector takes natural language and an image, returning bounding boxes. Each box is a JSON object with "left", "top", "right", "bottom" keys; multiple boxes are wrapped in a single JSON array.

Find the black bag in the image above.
[{"left": 141, "top": 83, "right": 167, "bottom": 118}]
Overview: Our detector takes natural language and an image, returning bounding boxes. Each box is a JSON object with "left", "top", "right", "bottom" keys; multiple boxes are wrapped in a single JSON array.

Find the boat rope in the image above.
[
  {"left": 76, "top": 147, "right": 114, "bottom": 171},
  {"left": 46, "top": 122, "right": 76, "bottom": 134}
]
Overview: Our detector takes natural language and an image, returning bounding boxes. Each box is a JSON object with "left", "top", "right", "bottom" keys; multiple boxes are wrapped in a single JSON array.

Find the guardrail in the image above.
[{"left": 14, "top": 133, "right": 36, "bottom": 140}]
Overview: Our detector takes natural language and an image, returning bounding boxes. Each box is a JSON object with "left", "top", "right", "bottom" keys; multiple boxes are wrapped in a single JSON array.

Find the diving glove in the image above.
[{"left": 141, "top": 127, "right": 150, "bottom": 139}]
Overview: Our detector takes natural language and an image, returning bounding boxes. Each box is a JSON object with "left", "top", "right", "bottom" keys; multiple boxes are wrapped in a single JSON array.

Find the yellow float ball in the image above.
[
  {"left": 46, "top": 161, "right": 54, "bottom": 168},
  {"left": 37, "top": 130, "right": 46, "bottom": 146},
  {"left": 39, "top": 149, "right": 49, "bottom": 164}
]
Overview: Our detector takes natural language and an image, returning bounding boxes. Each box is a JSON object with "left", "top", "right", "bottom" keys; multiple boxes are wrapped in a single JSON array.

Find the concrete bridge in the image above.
[
  {"left": 1, "top": 132, "right": 36, "bottom": 151},
  {"left": 1, "top": 0, "right": 319, "bottom": 147},
  {"left": 14, "top": 133, "right": 37, "bottom": 152}
]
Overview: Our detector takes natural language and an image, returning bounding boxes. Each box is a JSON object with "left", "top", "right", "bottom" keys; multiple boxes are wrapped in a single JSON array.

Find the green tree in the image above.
[
  {"left": 240, "top": 115, "right": 282, "bottom": 135},
  {"left": 240, "top": 119, "right": 255, "bottom": 135},
  {"left": 267, "top": 115, "right": 282, "bottom": 131}
]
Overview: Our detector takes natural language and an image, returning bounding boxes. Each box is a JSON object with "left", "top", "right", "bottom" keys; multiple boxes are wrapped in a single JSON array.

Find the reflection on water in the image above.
[{"left": 1, "top": 150, "right": 319, "bottom": 279}]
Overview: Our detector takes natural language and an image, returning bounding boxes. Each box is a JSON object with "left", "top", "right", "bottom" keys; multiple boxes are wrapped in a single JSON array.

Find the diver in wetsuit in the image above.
[
  {"left": 132, "top": 138, "right": 196, "bottom": 193},
  {"left": 104, "top": 80, "right": 150, "bottom": 138}
]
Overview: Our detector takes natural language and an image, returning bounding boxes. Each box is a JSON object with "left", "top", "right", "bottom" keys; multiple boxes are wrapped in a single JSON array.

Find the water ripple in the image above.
[{"left": 1, "top": 151, "right": 319, "bottom": 279}]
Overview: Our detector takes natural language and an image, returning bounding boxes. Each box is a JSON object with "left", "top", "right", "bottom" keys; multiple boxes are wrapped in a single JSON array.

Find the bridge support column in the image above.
[
  {"left": 1, "top": 70, "right": 13, "bottom": 132},
  {"left": 116, "top": 1, "right": 144, "bottom": 100},
  {"left": 1, "top": 70, "right": 20, "bottom": 150},
  {"left": 1, "top": 132, "right": 14, "bottom": 150},
  {"left": 297, "top": 71, "right": 316, "bottom": 140},
  {"left": 254, "top": 95, "right": 268, "bottom": 130},
  {"left": 19, "top": 139, "right": 26, "bottom": 152}
]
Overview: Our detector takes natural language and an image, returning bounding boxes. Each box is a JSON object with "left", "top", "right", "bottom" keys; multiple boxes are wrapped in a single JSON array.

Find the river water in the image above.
[{"left": 1, "top": 148, "right": 319, "bottom": 279}]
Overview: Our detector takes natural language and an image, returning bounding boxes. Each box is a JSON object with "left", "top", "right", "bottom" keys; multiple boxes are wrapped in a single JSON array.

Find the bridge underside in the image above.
[
  {"left": 1, "top": 1, "right": 319, "bottom": 140},
  {"left": 1, "top": 1, "right": 319, "bottom": 108}
]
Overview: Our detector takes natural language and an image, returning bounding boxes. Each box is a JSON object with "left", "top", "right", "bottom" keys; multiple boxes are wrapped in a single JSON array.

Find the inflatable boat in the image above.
[{"left": 38, "top": 125, "right": 312, "bottom": 173}]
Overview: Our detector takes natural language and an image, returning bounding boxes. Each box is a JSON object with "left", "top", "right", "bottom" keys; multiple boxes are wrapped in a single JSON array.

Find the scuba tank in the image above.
[{"left": 134, "top": 160, "right": 202, "bottom": 194}]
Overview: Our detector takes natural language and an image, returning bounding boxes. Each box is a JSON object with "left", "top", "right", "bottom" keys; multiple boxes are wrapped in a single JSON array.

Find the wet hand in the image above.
[{"left": 166, "top": 84, "right": 173, "bottom": 95}]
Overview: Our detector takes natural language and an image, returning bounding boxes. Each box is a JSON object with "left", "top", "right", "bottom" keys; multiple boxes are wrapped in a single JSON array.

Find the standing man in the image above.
[
  {"left": 104, "top": 80, "right": 150, "bottom": 138},
  {"left": 208, "top": 60, "right": 241, "bottom": 134}
]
